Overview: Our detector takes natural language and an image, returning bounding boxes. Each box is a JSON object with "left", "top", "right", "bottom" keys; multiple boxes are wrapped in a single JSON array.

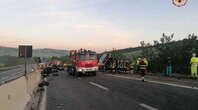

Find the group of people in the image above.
[
  {"left": 163, "top": 53, "right": 198, "bottom": 78},
  {"left": 106, "top": 59, "right": 131, "bottom": 72},
  {"left": 103, "top": 54, "right": 132, "bottom": 72},
  {"left": 103, "top": 52, "right": 198, "bottom": 81}
]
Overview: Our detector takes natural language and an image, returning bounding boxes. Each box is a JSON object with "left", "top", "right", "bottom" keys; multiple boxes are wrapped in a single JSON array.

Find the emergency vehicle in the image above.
[{"left": 67, "top": 49, "right": 98, "bottom": 76}]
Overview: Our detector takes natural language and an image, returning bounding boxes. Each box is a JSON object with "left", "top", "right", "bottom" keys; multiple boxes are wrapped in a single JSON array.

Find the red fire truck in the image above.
[{"left": 67, "top": 49, "right": 98, "bottom": 76}]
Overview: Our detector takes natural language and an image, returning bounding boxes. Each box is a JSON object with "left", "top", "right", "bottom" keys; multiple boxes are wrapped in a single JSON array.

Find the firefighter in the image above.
[
  {"left": 118, "top": 60, "right": 122, "bottom": 72},
  {"left": 144, "top": 58, "right": 148, "bottom": 67},
  {"left": 106, "top": 54, "right": 113, "bottom": 71},
  {"left": 190, "top": 53, "right": 198, "bottom": 78},
  {"left": 110, "top": 60, "right": 114, "bottom": 71},
  {"left": 139, "top": 58, "right": 148, "bottom": 81},
  {"left": 117, "top": 60, "right": 120, "bottom": 72},
  {"left": 115, "top": 59, "right": 118, "bottom": 73},
  {"left": 129, "top": 61, "right": 134, "bottom": 74},
  {"left": 112, "top": 59, "right": 117, "bottom": 73},
  {"left": 124, "top": 60, "right": 129, "bottom": 73},
  {"left": 119, "top": 60, "right": 123, "bottom": 72},
  {"left": 135, "top": 58, "right": 141, "bottom": 73}
]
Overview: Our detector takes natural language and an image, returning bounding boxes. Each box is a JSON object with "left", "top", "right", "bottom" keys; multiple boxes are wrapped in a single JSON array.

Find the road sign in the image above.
[
  {"left": 19, "top": 45, "right": 32, "bottom": 58},
  {"left": 172, "top": 0, "right": 188, "bottom": 7}
]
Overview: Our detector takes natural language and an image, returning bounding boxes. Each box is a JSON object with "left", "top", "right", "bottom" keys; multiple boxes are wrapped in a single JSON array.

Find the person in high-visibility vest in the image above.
[
  {"left": 190, "top": 53, "right": 198, "bottom": 78},
  {"left": 135, "top": 58, "right": 141, "bottom": 73},
  {"left": 143, "top": 58, "right": 148, "bottom": 68},
  {"left": 139, "top": 58, "right": 148, "bottom": 81}
]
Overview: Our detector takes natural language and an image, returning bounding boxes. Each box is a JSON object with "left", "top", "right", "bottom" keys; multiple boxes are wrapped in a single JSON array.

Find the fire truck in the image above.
[{"left": 67, "top": 49, "right": 98, "bottom": 76}]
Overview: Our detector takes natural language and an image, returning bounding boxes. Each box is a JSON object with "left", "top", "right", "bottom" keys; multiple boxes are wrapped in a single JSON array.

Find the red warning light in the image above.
[{"left": 172, "top": 0, "right": 188, "bottom": 7}]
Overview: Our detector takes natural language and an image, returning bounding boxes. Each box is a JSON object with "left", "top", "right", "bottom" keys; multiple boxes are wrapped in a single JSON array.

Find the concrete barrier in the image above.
[{"left": 0, "top": 71, "right": 41, "bottom": 110}]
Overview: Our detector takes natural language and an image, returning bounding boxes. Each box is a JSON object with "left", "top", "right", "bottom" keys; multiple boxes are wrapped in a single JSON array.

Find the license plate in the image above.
[{"left": 86, "top": 69, "right": 92, "bottom": 71}]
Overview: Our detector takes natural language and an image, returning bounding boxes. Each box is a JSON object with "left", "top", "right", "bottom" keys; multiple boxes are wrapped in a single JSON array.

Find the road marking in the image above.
[
  {"left": 148, "top": 80, "right": 198, "bottom": 90},
  {"left": 106, "top": 74, "right": 141, "bottom": 80},
  {"left": 106, "top": 74, "right": 198, "bottom": 90},
  {"left": 89, "top": 82, "right": 109, "bottom": 91},
  {"left": 139, "top": 103, "right": 158, "bottom": 110}
]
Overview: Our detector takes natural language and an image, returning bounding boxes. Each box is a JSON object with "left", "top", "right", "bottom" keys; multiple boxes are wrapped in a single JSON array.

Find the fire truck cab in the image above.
[{"left": 67, "top": 49, "right": 98, "bottom": 76}]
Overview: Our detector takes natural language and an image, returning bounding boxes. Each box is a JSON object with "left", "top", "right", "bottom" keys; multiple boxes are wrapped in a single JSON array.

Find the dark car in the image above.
[
  {"left": 57, "top": 65, "right": 65, "bottom": 71},
  {"left": 52, "top": 64, "right": 59, "bottom": 72},
  {"left": 41, "top": 67, "right": 52, "bottom": 75}
]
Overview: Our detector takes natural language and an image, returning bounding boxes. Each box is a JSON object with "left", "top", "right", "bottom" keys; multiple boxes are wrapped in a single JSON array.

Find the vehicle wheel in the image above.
[{"left": 71, "top": 67, "right": 76, "bottom": 76}]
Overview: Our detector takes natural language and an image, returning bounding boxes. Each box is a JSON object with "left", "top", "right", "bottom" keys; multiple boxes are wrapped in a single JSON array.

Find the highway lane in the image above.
[
  {"left": 47, "top": 71, "right": 198, "bottom": 110},
  {"left": 0, "top": 64, "right": 37, "bottom": 84}
]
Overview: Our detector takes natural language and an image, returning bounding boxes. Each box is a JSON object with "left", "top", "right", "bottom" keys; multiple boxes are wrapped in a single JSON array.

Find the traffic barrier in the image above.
[{"left": 0, "top": 71, "right": 41, "bottom": 110}]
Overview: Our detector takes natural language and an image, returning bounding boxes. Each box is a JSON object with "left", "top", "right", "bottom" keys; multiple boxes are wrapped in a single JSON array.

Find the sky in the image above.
[{"left": 0, "top": 0, "right": 197, "bottom": 52}]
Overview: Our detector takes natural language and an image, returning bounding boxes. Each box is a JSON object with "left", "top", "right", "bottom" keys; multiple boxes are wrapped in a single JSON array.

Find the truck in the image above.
[{"left": 67, "top": 49, "right": 98, "bottom": 76}]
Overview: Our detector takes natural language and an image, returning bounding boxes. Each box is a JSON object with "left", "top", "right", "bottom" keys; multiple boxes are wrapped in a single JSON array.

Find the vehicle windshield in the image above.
[{"left": 78, "top": 54, "right": 97, "bottom": 60}]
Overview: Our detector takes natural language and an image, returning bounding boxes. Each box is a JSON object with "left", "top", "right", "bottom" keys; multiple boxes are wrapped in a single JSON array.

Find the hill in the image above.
[{"left": 0, "top": 46, "right": 69, "bottom": 57}]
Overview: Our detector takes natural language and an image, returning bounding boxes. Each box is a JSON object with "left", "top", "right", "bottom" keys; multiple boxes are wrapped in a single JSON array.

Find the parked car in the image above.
[
  {"left": 57, "top": 65, "right": 65, "bottom": 71},
  {"left": 52, "top": 64, "right": 59, "bottom": 72},
  {"left": 41, "top": 67, "right": 52, "bottom": 75}
]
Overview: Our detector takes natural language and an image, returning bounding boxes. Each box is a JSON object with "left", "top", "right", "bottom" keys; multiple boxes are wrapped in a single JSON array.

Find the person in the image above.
[
  {"left": 117, "top": 60, "right": 121, "bottom": 72},
  {"left": 139, "top": 58, "right": 148, "bottom": 81},
  {"left": 190, "top": 53, "right": 198, "bottom": 78},
  {"left": 143, "top": 58, "right": 148, "bottom": 68},
  {"left": 120, "top": 60, "right": 124, "bottom": 72},
  {"left": 135, "top": 58, "right": 141, "bottom": 73},
  {"left": 105, "top": 54, "right": 113, "bottom": 71},
  {"left": 115, "top": 59, "right": 118, "bottom": 73},
  {"left": 196, "top": 57, "right": 198, "bottom": 76},
  {"left": 129, "top": 61, "right": 134, "bottom": 74},
  {"left": 166, "top": 57, "right": 172, "bottom": 76},
  {"left": 112, "top": 59, "right": 117, "bottom": 73}
]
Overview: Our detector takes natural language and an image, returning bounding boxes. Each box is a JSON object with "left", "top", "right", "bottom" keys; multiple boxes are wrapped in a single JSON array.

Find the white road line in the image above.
[
  {"left": 106, "top": 74, "right": 141, "bottom": 80},
  {"left": 106, "top": 74, "right": 198, "bottom": 90},
  {"left": 148, "top": 80, "right": 198, "bottom": 90},
  {"left": 139, "top": 103, "right": 158, "bottom": 110},
  {"left": 89, "top": 82, "right": 109, "bottom": 91}
]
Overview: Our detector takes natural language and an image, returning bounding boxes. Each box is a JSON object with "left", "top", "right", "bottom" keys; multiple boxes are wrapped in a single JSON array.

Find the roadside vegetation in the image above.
[
  {"left": 117, "top": 33, "right": 198, "bottom": 75},
  {"left": 50, "top": 56, "right": 70, "bottom": 64},
  {"left": 0, "top": 56, "right": 24, "bottom": 68}
]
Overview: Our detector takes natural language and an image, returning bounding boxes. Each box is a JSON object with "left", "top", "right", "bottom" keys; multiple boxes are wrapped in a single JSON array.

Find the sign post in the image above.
[{"left": 19, "top": 45, "right": 32, "bottom": 75}]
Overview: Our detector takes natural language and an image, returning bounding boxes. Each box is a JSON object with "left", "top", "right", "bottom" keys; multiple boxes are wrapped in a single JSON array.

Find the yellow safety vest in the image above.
[
  {"left": 190, "top": 57, "right": 197, "bottom": 67},
  {"left": 136, "top": 60, "right": 140, "bottom": 65},
  {"left": 196, "top": 57, "right": 198, "bottom": 67},
  {"left": 144, "top": 60, "right": 148, "bottom": 66}
]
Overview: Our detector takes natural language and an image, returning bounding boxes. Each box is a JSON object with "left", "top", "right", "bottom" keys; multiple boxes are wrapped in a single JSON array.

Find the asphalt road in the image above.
[{"left": 47, "top": 71, "right": 198, "bottom": 110}]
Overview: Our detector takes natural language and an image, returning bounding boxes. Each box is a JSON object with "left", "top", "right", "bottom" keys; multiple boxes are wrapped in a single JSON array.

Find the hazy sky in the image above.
[{"left": 0, "top": 0, "right": 197, "bottom": 52}]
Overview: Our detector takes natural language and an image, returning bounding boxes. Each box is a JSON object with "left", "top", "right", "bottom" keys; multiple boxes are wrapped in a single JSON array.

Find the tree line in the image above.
[{"left": 140, "top": 33, "right": 198, "bottom": 74}]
